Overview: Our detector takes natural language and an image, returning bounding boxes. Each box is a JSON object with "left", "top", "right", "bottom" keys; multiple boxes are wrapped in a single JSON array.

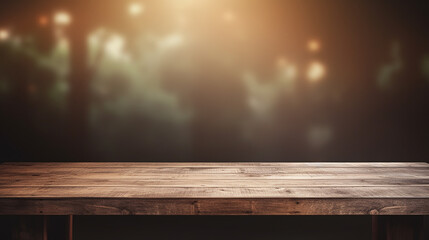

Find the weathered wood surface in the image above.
[{"left": 0, "top": 162, "right": 428, "bottom": 215}]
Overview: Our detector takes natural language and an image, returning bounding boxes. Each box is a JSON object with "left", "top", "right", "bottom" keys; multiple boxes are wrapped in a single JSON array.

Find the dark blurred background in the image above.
[{"left": 0, "top": 0, "right": 428, "bottom": 239}]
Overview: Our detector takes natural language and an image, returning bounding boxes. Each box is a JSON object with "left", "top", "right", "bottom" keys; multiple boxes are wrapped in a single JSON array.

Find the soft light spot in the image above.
[
  {"left": 128, "top": 2, "right": 144, "bottom": 17},
  {"left": 0, "top": 29, "right": 10, "bottom": 41},
  {"left": 307, "top": 125, "right": 333, "bottom": 148},
  {"left": 421, "top": 55, "right": 429, "bottom": 81},
  {"left": 276, "top": 57, "right": 288, "bottom": 68},
  {"left": 284, "top": 65, "right": 297, "bottom": 80},
  {"left": 377, "top": 42, "right": 402, "bottom": 89},
  {"left": 38, "top": 15, "right": 49, "bottom": 27},
  {"left": 177, "top": 15, "right": 188, "bottom": 28},
  {"left": 57, "top": 38, "right": 70, "bottom": 53},
  {"left": 157, "top": 34, "right": 184, "bottom": 50},
  {"left": 104, "top": 35, "right": 128, "bottom": 61},
  {"left": 0, "top": 81, "right": 9, "bottom": 94},
  {"left": 223, "top": 10, "right": 236, "bottom": 22},
  {"left": 308, "top": 39, "right": 321, "bottom": 52},
  {"left": 243, "top": 72, "right": 279, "bottom": 121},
  {"left": 276, "top": 57, "right": 297, "bottom": 85},
  {"left": 307, "top": 61, "right": 326, "bottom": 82},
  {"left": 54, "top": 11, "right": 71, "bottom": 26}
]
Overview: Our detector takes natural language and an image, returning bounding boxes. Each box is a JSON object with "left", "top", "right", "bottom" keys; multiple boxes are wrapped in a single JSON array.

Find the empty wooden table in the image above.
[{"left": 0, "top": 162, "right": 428, "bottom": 239}]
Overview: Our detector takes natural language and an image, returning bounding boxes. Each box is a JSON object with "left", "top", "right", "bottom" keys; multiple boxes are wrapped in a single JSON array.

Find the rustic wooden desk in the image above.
[{"left": 0, "top": 162, "right": 428, "bottom": 240}]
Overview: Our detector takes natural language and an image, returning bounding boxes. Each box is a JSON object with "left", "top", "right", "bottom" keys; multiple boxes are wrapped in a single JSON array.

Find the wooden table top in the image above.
[{"left": 0, "top": 162, "right": 428, "bottom": 215}]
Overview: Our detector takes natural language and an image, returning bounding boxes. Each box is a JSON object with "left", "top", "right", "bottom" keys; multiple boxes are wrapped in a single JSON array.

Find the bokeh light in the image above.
[
  {"left": 54, "top": 11, "right": 72, "bottom": 26},
  {"left": 308, "top": 39, "right": 321, "bottom": 52},
  {"left": 307, "top": 125, "right": 333, "bottom": 149},
  {"left": 38, "top": 15, "right": 49, "bottom": 27},
  {"left": 307, "top": 61, "right": 326, "bottom": 82},
  {"left": 0, "top": 29, "right": 10, "bottom": 41},
  {"left": 223, "top": 10, "right": 236, "bottom": 22},
  {"left": 128, "top": 2, "right": 144, "bottom": 16},
  {"left": 0, "top": 0, "right": 428, "bottom": 165},
  {"left": 377, "top": 42, "right": 402, "bottom": 89},
  {"left": 104, "top": 35, "right": 128, "bottom": 61}
]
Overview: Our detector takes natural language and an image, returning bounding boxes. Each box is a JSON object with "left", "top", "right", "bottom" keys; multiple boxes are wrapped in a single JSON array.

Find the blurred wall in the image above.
[{"left": 0, "top": 1, "right": 428, "bottom": 239}]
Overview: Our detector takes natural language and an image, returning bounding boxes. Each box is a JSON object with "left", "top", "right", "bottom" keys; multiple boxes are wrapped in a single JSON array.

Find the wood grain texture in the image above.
[
  {"left": 0, "top": 162, "right": 428, "bottom": 215},
  {"left": 2, "top": 162, "right": 428, "bottom": 168},
  {"left": 0, "top": 198, "right": 428, "bottom": 215}
]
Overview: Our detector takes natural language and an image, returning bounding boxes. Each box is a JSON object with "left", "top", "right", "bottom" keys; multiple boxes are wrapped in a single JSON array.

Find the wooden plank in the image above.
[
  {"left": 0, "top": 162, "right": 428, "bottom": 215},
  {"left": 1, "top": 179, "right": 428, "bottom": 187},
  {"left": 2, "top": 162, "right": 428, "bottom": 168},
  {"left": 0, "top": 186, "right": 428, "bottom": 198},
  {"left": 1, "top": 173, "right": 427, "bottom": 180},
  {"left": 0, "top": 198, "right": 428, "bottom": 215},
  {"left": 2, "top": 167, "right": 429, "bottom": 175},
  {"left": 1, "top": 166, "right": 429, "bottom": 179}
]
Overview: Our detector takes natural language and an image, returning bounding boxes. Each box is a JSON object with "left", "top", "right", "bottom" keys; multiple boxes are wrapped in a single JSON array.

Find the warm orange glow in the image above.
[
  {"left": 223, "top": 10, "right": 236, "bottom": 22},
  {"left": 276, "top": 57, "right": 288, "bottom": 68},
  {"left": 308, "top": 39, "right": 321, "bottom": 52},
  {"left": 128, "top": 2, "right": 144, "bottom": 16},
  {"left": 307, "top": 61, "right": 326, "bottom": 82},
  {"left": 38, "top": 16, "right": 49, "bottom": 27},
  {"left": 54, "top": 11, "right": 72, "bottom": 26},
  {"left": 0, "top": 29, "right": 10, "bottom": 41}
]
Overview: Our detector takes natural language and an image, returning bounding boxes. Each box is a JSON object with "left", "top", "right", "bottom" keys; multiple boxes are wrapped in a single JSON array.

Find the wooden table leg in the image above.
[
  {"left": 69, "top": 215, "right": 73, "bottom": 240},
  {"left": 43, "top": 216, "right": 48, "bottom": 240},
  {"left": 8, "top": 215, "right": 73, "bottom": 240},
  {"left": 372, "top": 216, "right": 425, "bottom": 240},
  {"left": 11, "top": 216, "right": 44, "bottom": 240}
]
